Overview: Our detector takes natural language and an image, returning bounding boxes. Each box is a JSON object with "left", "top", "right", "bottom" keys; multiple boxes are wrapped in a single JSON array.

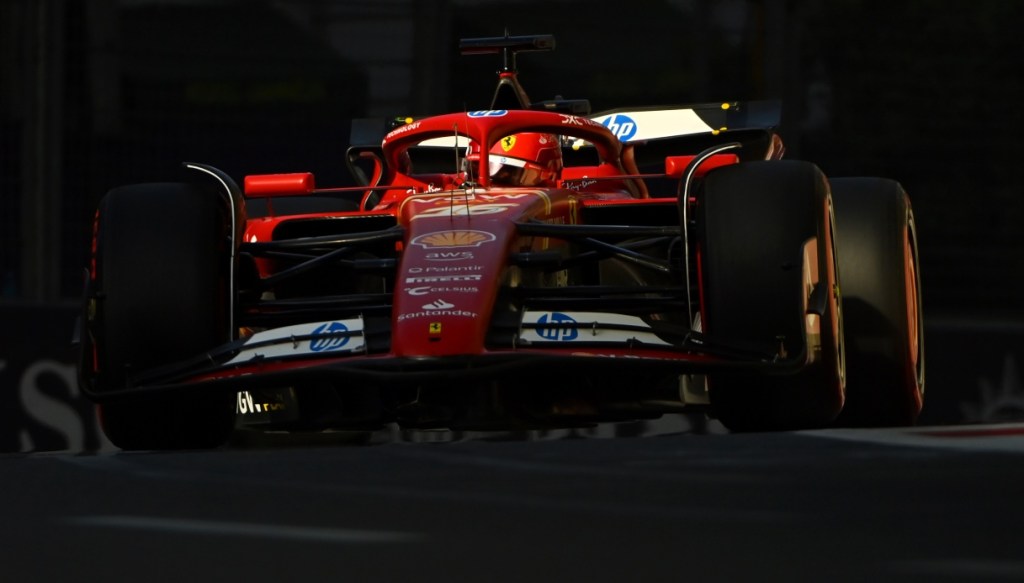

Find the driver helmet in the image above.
[{"left": 488, "top": 133, "right": 562, "bottom": 187}]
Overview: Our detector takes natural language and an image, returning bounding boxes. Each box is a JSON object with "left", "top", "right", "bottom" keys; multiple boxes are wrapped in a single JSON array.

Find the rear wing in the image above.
[{"left": 589, "top": 101, "right": 781, "bottom": 143}]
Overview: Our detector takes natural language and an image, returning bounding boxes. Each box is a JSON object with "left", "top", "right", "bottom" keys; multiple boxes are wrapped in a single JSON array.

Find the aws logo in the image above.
[{"left": 425, "top": 251, "right": 474, "bottom": 262}]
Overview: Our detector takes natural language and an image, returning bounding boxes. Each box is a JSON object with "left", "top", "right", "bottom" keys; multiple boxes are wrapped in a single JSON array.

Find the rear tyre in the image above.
[
  {"left": 698, "top": 161, "right": 844, "bottom": 431},
  {"left": 87, "top": 183, "right": 236, "bottom": 450},
  {"left": 831, "top": 178, "right": 924, "bottom": 426}
]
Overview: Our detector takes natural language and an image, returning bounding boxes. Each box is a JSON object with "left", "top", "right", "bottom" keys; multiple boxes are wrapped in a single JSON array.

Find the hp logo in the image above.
[
  {"left": 467, "top": 110, "right": 508, "bottom": 118},
  {"left": 309, "top": 322, "right": 350, "bottom": 352},
  {"left": 536, "top": 312, "right": 579, "bottom": 341},
  {"left": 599, "top": 114, "right": 638, "bottom": 141}
]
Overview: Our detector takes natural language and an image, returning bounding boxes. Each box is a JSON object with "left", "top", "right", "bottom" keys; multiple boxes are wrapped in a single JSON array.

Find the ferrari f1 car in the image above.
[{"left": 78, "top": 34, "right": 924, "bottom": 450}]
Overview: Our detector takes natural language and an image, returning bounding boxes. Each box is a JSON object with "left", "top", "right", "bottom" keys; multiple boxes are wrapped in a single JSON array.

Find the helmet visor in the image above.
[{"left": 489, "top": 156, "right": 545, "bottom": 186}]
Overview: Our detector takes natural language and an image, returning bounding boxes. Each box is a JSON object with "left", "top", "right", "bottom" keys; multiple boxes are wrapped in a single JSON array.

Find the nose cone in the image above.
[
  {"left": 390, "top": 190, "right": 558, "bottom": 357},
  {"left": 391, "top": 221, "right": 506, "bottom": 357}
]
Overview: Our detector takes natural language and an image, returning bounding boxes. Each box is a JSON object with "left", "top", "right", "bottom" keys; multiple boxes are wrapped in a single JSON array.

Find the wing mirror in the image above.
[{"left": 244, "top": 173, "right": 315, "bottom": 197}]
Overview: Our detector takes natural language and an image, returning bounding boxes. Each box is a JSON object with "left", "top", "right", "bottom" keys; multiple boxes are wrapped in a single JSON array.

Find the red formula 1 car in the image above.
[{"left": 77, "top": 34, "right": 924, "bottom": 450}]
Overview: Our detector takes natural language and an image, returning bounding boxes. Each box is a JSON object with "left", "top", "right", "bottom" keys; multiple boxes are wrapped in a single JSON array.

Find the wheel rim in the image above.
[
  {"left": 827, "top": 195, "right": 846, "bottom": 390},
  {"left": 905, "top": 209, "right": 925, "bottom": 398}
]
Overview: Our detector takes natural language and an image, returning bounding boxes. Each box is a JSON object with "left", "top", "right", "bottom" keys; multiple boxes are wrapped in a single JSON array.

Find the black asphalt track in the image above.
[{"left": 2, "top": 422, "right": 1023, "bottom": 582}]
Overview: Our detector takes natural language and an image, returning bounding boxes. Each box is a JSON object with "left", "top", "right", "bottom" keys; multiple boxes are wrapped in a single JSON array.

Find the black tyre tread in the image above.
[
  {"left": 92, "top": 182, "right": 235, "bottom": 449},
  {"left": 831, "top": 177, "right": 923, "bottom": 426},
  {"left": 699, "top": 161, "right": 844, "bottom": 431},
  {"left": 99, "top": 395, "right": 236, "bottom": 450},
  {"left": 98, "top": 183, "right": 227, "bottom": 378}
]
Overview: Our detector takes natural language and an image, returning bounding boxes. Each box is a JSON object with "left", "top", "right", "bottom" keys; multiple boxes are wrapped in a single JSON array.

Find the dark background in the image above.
[
  {"left": 2, "top": 0, "right": 1023, "bottom": 312},
  {"left": 1, "top": 1, "right": 1022, "bottom": 451}
]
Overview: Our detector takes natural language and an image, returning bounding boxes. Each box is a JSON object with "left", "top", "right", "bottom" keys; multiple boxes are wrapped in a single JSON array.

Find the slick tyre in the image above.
[
  {"left": 89, "top": 183, "right": 236, "bottom": 450},
  {"left": 698, "top": 161, "right": 845, "bottom": 431},
  {"left": 831, "top": 178, "right": 924, "bottom": 426}
]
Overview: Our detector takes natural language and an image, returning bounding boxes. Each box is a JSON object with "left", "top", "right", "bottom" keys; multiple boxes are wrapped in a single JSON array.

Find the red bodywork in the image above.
[
  {"left": 238, "top": 113, "right": 666, "bottom": 367},
  {"left": 181, "top": 109, "right": 751, "bottom": 416},
  {"left": 77, "top": 34, "right": 919, "bottom": 440}
]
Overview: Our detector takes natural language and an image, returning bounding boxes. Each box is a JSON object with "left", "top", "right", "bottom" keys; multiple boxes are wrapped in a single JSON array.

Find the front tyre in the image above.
[
  {"left": 698, "top": 161, "right": 845, "bottom": 431},
  {"left": 85, "top": 182, "right": 236, "bottom": 450}
]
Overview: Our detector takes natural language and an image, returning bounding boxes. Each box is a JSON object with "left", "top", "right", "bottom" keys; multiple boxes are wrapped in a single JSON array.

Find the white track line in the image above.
[
  {"left": 63, "top": 515, "right": 421, "bottom": 544},
  {"left": 803, "top": 423, "right": 1024, "bottom": 453}
]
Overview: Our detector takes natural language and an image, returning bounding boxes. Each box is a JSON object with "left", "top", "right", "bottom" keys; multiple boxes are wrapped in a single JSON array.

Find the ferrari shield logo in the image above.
[
  {"left": 429, "top": 322, "right": 442, "bottom": 334},
  {"left": 500, "top": 135, "right": 516, "bottom": 152}
]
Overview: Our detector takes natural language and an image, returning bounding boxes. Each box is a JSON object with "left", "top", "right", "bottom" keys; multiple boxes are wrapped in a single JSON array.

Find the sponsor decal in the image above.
[
  {"left": 412, "top": 203, "right": 516, "bottom": 218},
  {"left": 563, "top": 178, "right": 598, "bottom": 192},
  {"left": 411, "top": 230, "right": 495, "bottom": 248},
  {"left": 408, "top": 192, "right": 538, "bottom": 205},
  {"left": 425, "top": 251, "right": 475, "bottom": 261},
  {"left": 309, "top": 321, "right": 351, "bottom": 352},
  {"left": 559, "top": 114, "right": 602, "bottom": 128},
  {"left": 236, "top": 391, "right": 288, "bottom": 415},
  {"left": 407, "top": 265, "right": 483, "bottom": 273},
  {"left": 0, "top": 305, "right": 117, "bottom": 453},
  {"left": 492, "top": 155, "right": 521, "bottom": 167},
  {"left": 590, "top": 109, "right": 716, "bottom": 142},
  {"left": 422, "top": 299, "right": 456, "bottom": 310},
  {"left": 467, "top": 110, "right": 508, "bottom": 117},
  {"left": 405, "top": 286, "right": 479, "bottom": 296},
  {"left": 536, "top": 312, "right": 580, "bottom": 341},
  {"left": 226, "top": 318, "right": 365, "bottom": 364},
  {"left": 397, "top": 309, "right": 477, "bottom": 321},
  {"left": 12, "top": 358, "right": 113, "bottom": 453},
  {"left": 405, "top": 274, "right": 483, "bottom": 283},
  {"left": 400, "top": 192, "right": 549, "bottom": 219},
  {"left": 520, "top": 311, "right": 672, "bottom": 346},
  {"left": 383, "top": 121, "right": 421, "bottom": 142},
  {"left": 599, "top": 114, "right": 638, "bottom": 141}
]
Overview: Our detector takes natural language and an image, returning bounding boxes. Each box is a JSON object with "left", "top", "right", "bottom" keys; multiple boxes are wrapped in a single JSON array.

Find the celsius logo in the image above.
[
  {"left": 599, "top": 114, "right": 637, "bottom": 141},
  {"left": 309, "top": 322, "right": 350, "bottom": 352},
  {"left": 468, "top": 110, "right": 508, "bottom": 117},
  {"left": 536, "top": 312, "right": 579, "bottom": 341}
]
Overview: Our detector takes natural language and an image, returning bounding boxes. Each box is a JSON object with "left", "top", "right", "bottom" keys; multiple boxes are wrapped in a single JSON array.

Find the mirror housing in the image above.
[
  {"left": 244, "top": 173, "right": 315, "bottom": 197},
  {"left": 664, "top": 154, "right": 739, "bottom": 179}
]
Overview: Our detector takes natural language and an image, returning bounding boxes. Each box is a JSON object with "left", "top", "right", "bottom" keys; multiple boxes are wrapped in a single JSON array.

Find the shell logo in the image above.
[{"left": 411, "top": 230, "right": 496, "bottom": 248}]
